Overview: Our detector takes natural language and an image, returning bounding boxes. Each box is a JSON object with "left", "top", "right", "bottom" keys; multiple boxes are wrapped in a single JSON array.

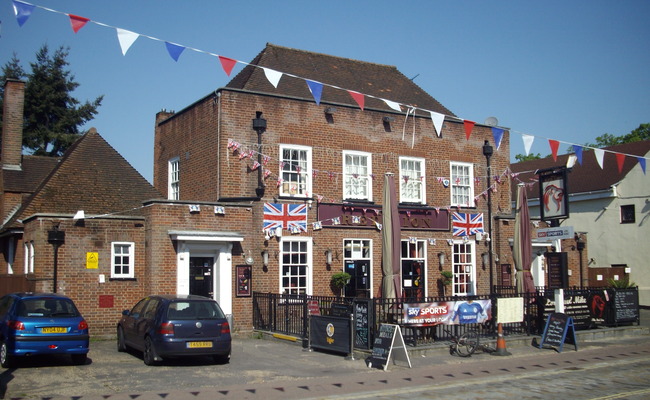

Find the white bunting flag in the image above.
[
  {"left": 594, "top": 148, "right": 605, "bottom": 169},
  {"left": 262, "top": 67, "right": 283, "bottom": 88},
  {"left": 430, "top": 111, "right": 445, "bottom": 137},
  {"left": 383, "top": 99, "right": 402, "bottom": 112},
  {"left": 116, "top": 28, "right": 139, "bottom": 56},
  {"left": 522, "top": 134, "right": 534, "bottom": 156}
]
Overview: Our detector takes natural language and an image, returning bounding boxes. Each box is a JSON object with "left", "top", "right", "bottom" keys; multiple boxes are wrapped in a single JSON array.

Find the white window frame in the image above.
[
  {"left": 399, "top": 156, "right": 426, "bottom": 204},
  {"left": 401, "top": 239, "right": 427, "bottom": 298},
  {"left": 24, "top": 241, "right": 34, "bottom": 274},
  {"left": 279, "top": 237, "right": 313, "bottom": 295},
  {"left": 279, "top": 144, "right": 312, "bottom": 198},
  {"left": 450, "top": 161, "right": 474, "bottom": 207},
  {"left": 343, "top": 238, "right": 373, "bottom": 298},
  {"left": 452, "top": 240, "right": 476, "bottom": 296},
  {"left": 343, "top": 151, "right": 372, "bottom": 201},
  {"left": 168, "top": 157, "right": 180, "bottom": 200},
  {"left": 111, "top": 242, "right": 135, "bottom": 279}
]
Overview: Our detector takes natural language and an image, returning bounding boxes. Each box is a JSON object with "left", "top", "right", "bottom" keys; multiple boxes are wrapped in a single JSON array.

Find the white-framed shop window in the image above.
[
  {"left": 343, "top": 151, "right": 372, "bottom": 201},
  {"left": 279, "top": 237, "right": 312, "bottom": 295},
  {"left": 401, "top": 239, "right": 427, "bottom": 299},
  {"left": 399, "top": 156, "right": 425, "bottom": 204},
  {"left": 452, "top": 241, "right": 476, "bottom": 296},
  {"left": 279, "top": 144, "right": 312, "bottom": 197},
  {"left": 111, "top": 242, "right": 135, "bottom": 279}
]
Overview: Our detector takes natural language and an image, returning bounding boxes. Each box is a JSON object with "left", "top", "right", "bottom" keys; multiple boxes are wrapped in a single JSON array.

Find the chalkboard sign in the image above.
[
  {"left": 612, "top": 289, "right": 639, "bottom": 323},
  {"left": 366, "top": 324, "right": 411, "bottom": 371},
  {"left": 539, "top": 312, "right": 577, "bottom": 352},
  {"left": 353, "top": 299, "right": 372, "bottom": 350},
  {"left": 331, "top": 302, "right": 352, "bottom": 318}
]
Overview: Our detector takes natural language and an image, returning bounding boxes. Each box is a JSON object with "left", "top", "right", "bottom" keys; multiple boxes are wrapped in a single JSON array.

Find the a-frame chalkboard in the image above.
[
  {"left": 539, "top": 312, "right": 578, "bottom": 352},
  {"left": 366, "top": 324, "right": 411, "bottom": 371}
]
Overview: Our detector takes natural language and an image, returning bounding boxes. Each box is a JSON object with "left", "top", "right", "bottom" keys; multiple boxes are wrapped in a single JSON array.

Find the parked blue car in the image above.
[
  {"left": 0, "top": 293, "right": 90, "bottom": 368},
  {"left": 117, "top": 295, "right": 231, "bottom": 366}
]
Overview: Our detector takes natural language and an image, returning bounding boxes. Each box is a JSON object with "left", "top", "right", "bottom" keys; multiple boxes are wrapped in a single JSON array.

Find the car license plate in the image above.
[
  {"left": 187, "top": 341, "right": 212, "bottom": 348},
  {"left": 42, "top": 327, "right": 67, "bottom": 334}
]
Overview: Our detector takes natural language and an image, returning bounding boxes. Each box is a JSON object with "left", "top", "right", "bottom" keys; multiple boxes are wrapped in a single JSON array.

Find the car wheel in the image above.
[
  {"left": 117, "top": 327, "right": 127, "bottom": 352},
  {"left": 143, "top": 337, "right": 159, "bottom": 366},
  {"left": 213, "top": 352, "right": 231, "bottom": 364},
  {"left": 1, "top": 341, "right": 14, "bottom": 368},
  {"left": 71, "top": 353, "right": 87, "bottom": 365}
]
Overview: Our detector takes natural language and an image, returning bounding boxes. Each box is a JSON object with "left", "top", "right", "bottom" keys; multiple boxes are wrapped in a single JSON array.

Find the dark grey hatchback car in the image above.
[{"left": 117, "top": 295, "right": 231, "bottom": 366}]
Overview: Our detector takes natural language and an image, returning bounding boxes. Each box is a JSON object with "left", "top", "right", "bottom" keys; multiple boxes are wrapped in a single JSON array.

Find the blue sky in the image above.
[{"left": 2, "top": 0, "right": 649, "bottom": 183}]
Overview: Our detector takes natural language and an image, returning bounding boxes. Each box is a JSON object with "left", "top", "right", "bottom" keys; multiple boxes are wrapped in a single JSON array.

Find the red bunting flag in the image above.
[
  {"left": 218, "top": 56, "right": 237, "bottom": 76},
  {"left": 69, "top": 14, "right": 90, "bottom": 33},
  {"left": 463, "top": 120, "right": 475, "bottom": 140},
  {"left": 347, "top": 91, "right": 365, "bottom": 110},
  {"left": 616, "top": 153, "right": 626, "bottom": 173},
  {"left": 549, "top": 139, "right": 560, "bottom": 161}
]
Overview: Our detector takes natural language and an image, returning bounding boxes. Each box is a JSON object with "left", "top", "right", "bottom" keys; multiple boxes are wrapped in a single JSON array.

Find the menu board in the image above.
[
  {"left": 539, "top": 312, "right": 577, "bottom": 352},
  {"left": 613, "top": 289, "right": 639, "bottom": 323},
  {"left": 353, "top": 299, "right": 371, "bottom": 350},
  {"left": 546, "top": 252, "right": 568, "bottom": 289},
  {"left": 366, "top": 324, "right": 411, "bottom": 371}
]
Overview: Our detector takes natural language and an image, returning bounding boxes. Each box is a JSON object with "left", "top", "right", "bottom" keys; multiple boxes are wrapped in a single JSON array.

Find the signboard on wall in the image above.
[
  {"left": 317, "top": 204, "right": 450, "bottom": 231},
  {"left": 546, "top": 252, "right": 568, "bottom": 289},
  {"left": 538, "top": 167, "right": 570, "bottom": 222}
]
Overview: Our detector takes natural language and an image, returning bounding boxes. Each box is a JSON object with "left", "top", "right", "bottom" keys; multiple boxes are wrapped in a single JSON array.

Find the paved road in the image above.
[{"left": 1, "top": 323, "right": 649, "bottom": 399}]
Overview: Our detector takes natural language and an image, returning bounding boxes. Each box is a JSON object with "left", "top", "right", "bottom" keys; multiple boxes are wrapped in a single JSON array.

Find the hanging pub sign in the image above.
[{"left": 537, "top": 166, "right": 570, "bottom": 222}]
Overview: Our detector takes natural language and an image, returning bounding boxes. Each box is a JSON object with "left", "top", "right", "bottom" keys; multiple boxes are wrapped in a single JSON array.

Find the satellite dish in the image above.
[{"left": 484, "top": 116, "right": 498, "bottom": 127}]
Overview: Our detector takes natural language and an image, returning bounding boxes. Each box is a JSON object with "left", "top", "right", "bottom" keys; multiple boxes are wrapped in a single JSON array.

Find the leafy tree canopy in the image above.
[
  {"left": 514, "top": 152, "right": 542, "bottom": 162},
  {"left": 0, "top": 45, "right": 103, "bottom": 156}
]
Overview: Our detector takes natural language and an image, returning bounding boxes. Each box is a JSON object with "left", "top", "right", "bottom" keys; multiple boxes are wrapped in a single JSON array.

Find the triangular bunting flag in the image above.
[
  {"left": 69, "top": 14, "right": 90, "bottom": 33},
  {"left": 348, "top": 91, "right": 365, "bottom": 110},
  {"left": 12, "top": 0, "right": 34, "bottom": 27},
  {"left": 218, "top": 56, "right": 237, "bottom": 76},
  {"left": 430, "top": 111, "right": 444, "bottom": 138},
  {"left": 615, "top": 153, "right": 626, "bottom": 173},
  {"left": 522, "top": 134, "right": 534, "bottom": 156},
  {"left": 165, "top": 42, "right": 185, "bottom": 62},
  {"left": 383, "top": 99, "right": 402, "bottom": 112},
  {"left": 549, "top": 139, "right": 560, "bottom": 161},
  {"left": 594, "top": 148, "right": 605, "bottom": 169},
  {"left": 638, "top": 157, "right": 646, "bottom": 175},
  {"left": 463, "top": 120, "right": 475, "bottom": 140},
  {"left": 116, "top": 28, "right": 139, "bottom": 56},
  {"left": 262, "top": 67, "right": 282, "bottom": 88},
  {"left": 572, "top": 145, "right": 583, "bottom": 165},
  {"left": 305, "top": 80, "right": 323, "bottom": 105},
  {"left": 492, "top": 127, "right": 504, "bottom": 150}
]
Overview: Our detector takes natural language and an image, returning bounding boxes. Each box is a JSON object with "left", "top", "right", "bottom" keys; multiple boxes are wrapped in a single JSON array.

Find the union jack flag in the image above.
[
  {"left": 452, "top": 212, "right": 484, "bottom": 237},
  {"left": 263, "top": 203, "right": 307, "bottom": 232}
]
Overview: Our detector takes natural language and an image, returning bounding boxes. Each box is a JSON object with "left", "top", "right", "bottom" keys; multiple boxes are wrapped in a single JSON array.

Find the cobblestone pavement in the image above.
[{"left": 1, "top": 310, "right": 648, "bottom": 400}]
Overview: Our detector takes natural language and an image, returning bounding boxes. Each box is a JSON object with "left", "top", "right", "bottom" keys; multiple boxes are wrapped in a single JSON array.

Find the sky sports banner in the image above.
[{"left": 403, "top": 300, "right": 492, "bottom": 326}]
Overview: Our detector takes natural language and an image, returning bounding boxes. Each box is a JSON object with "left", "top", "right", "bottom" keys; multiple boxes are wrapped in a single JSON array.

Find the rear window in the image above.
[
  {"left": 167, "top": 301, "right": 226, "bottom": 320},
  {"left": 17, "top": 298, "right": 81, "bottom": 318}
]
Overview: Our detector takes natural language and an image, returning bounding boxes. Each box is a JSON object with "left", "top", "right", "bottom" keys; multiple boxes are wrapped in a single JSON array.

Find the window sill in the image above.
[{"left": 109, "top": 277, "right": 137, "bottom": 282}]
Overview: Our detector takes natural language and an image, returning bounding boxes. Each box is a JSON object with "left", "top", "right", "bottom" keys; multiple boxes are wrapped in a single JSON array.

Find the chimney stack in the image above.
[{"left": 2, "top": 79, "right": 26, "bottom": 170}]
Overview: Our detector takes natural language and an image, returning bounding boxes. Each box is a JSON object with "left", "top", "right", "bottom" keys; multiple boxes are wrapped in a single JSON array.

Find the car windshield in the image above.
[
  {"left": 17, "top": 298, "right": 80, "bottom": 318},
  {"left": 167, "top": 301, "right": 225, "bottom": 320}
]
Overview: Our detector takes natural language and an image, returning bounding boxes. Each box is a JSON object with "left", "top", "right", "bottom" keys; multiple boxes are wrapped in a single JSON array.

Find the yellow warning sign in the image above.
[{"left": 86, "top": 252, "right": 99, "bottom": 269}]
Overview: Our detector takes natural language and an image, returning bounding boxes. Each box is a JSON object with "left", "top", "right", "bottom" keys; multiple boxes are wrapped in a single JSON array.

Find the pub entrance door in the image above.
[{"left": 189, "top": 256, "right": 214, "bottom": 298}]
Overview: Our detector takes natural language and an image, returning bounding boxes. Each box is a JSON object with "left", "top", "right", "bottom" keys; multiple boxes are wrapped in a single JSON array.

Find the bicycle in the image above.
[{"left": 444, "top": 327, "right": 479, "bottom": 357}]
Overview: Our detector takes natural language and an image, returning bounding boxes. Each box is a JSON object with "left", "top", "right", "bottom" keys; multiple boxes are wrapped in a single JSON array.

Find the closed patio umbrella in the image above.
[
  {"left": 381, "top": 173, "right": 402, "bottom": 300},
  {"left": 514, "top": 183, "right": 536, "bottom": 294}
]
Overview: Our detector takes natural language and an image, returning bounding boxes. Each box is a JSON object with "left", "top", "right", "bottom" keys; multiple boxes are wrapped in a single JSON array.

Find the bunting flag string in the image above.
[{"left": 10, "top": 0, "right": 649, "bottom": 175}]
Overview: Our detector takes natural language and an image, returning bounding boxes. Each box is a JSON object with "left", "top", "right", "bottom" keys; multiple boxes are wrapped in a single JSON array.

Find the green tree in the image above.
[
  {"left": 1, "top": 45, "right": 103, "bottom": 156},
  {"left": 514, "top": 152, "right": 542, "bottom": 162},
  {"left": 582, "top": 123, "right": 650, "bottom": 149}
]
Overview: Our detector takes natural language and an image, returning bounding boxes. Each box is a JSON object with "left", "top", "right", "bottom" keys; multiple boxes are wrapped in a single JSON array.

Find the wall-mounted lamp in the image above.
[
  {"left": 307, "top": 199, "right": 313, "bottom": 209},
  {"left": 382, "top": 116, "right": 395, "bottom": 123},
  {"left": 325, "top": 249, "right": 333, "bottom": 266},
  {"left": 325, "top": 107, "right": 337, "bottom": 115},
  {"left": 275, "top": 226, "right": 282, "bottom": 237},
  {"left": 262, "top": 250, "right": 269, "bottom": 268},
  {"left": 245, "top": 250, "right": 254, "bottom": 266},
  {"left": 438, "top": 252, "right": 446, "bottom": 266}
]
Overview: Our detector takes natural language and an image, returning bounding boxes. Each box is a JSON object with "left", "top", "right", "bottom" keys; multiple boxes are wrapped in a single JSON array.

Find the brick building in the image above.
[{"left": 153, "top": 43, "right": 513, "bottom": 330}]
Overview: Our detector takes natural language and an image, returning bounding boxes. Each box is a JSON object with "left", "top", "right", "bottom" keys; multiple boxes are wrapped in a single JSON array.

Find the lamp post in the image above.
[
  {"left": 576, "top": 234, "right": 585, "bottom": 287},
  {"left": 47, "top": 225, "right": 65, "bottom": 293},
  {"left": 482, "top": 140, "right": 494, "bottom": 295},
  {"left": 252, "top": 111, "right": 267, "bottom": 199}
]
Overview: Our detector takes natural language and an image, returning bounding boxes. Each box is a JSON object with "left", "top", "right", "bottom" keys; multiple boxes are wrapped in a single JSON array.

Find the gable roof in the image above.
[
  {"left": 3, "top": 129, "right": 161, "bottom": 229},
  {"left": 510, "top": 140, "right": 650, "bottom": 200},
  {"left": 226, "top": 43, "right": 455, "bottom": 117},
  {"left": 2, "top": 155, "right": 60, "bottom": 193}
]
